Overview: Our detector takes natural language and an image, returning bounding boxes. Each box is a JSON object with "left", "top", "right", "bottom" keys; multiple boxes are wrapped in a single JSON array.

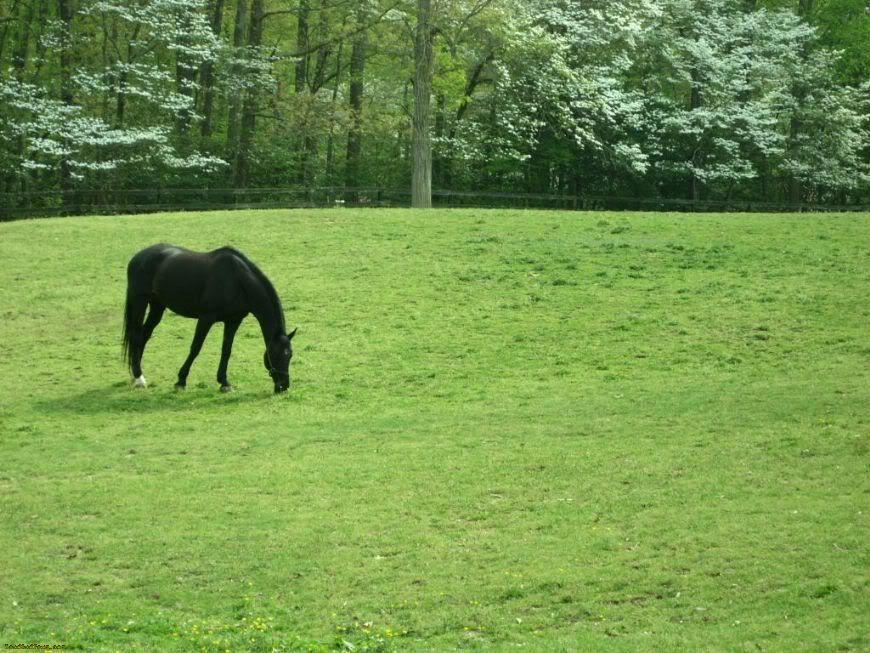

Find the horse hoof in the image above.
[
  {"left": 174, "top": 383, "right": 186, "bottom": 392},
  {"left": 132, "top": 375, "right": 147, "bottom": 388},
  {"left": 220, "top": 385, "right": 233, "bottom": 393}
]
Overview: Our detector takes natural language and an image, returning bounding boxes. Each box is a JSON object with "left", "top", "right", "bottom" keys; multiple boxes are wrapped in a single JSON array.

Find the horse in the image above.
[{"left": 122, "top": 244, "right": 297, "bottom": 394}]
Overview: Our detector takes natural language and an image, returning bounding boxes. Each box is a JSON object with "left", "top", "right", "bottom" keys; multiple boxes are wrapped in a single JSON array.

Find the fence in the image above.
[{"left": 1, "top": 186, "right": 867, "bottom": 220}]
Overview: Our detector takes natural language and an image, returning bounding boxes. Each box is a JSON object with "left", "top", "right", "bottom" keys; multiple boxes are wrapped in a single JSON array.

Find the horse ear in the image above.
[{"left": 288, "top": 327, "right": 298, "bottom": 340}]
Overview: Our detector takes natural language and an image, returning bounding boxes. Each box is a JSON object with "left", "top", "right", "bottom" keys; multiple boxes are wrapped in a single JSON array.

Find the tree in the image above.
[
  {"left": 411, "top": 0, "right": 433, "bottom": 207},
  {"left": 1, "top": 0, "right": 865, "bottom": 207},
  {"left": 345, "top": 3, "right": 368, "bottom": 195},
  {"left": 199, "top": 0, "right": 226, "bottom": 140},
  {"left": 0, "top": 0, "right": 226, "bottom": 191},
  {"left": 642, "top": 0, "right": 867, "bottom": 201}
]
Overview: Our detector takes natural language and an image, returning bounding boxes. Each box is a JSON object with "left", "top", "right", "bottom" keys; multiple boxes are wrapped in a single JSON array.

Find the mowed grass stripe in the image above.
[{"left": 0, "top": 209, "right": 867, "bottom": 652}]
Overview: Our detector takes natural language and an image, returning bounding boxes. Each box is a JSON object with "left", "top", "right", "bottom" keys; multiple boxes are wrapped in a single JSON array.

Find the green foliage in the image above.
[
  {"left": 1, "top": 208, "right": 868, "bottom": 651},
  {"left": 0, "top": 0, "right": 866, "bottom": 202}
]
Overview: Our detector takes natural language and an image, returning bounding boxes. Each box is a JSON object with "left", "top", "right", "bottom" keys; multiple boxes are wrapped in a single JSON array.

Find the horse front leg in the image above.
[
  {"left": 175, "top": 318, "right": 213, "bottom": 390},
  {"left": 216, "top": 318, "right": 242, "bottom": 393}
]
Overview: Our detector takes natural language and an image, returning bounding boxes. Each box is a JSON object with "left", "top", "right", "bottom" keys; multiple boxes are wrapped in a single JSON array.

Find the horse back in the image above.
[{"left": 128, "top": 244, "right": 251, "bottom": 320}]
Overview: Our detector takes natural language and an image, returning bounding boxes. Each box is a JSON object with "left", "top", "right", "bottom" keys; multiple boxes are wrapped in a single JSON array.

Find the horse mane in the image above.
[{"left": 222, "top": 247, "right": 286, "bottom": 334}]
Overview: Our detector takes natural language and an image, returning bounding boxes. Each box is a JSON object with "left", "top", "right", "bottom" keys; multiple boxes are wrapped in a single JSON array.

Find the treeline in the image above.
[{"left": 0, "top": 0, "right": 867, "bottom": 208}]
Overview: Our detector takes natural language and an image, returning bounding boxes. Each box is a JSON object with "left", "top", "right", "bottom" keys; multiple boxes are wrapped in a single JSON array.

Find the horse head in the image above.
[{"left": 264, "top": 327, "right": 297, "bottom": 393}]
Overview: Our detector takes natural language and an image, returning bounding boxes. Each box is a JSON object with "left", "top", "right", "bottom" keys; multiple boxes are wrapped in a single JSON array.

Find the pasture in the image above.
[{"left": 0, "top": 208, "right": 867, "bottom": 652}]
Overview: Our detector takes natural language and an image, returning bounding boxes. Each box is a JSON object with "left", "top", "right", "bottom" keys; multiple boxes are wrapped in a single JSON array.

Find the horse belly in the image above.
[{"left": 153, "top": 269, "right": 208, "bottom": 318}]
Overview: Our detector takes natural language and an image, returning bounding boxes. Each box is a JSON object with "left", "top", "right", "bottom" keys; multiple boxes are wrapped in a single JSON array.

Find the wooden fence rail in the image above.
[{"left": 1, "top": 187, "right": 867, "bottom": 220}]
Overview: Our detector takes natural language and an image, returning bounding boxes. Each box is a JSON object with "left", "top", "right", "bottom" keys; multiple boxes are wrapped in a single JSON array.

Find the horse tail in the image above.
[{"left": 122, "top": 257, "right": 148, "bottom": 371}]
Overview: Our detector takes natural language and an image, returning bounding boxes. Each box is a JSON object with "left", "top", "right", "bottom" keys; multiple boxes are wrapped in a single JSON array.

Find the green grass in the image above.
[{"left": 0, "top": 208, "right": 867, "bottom": 652}]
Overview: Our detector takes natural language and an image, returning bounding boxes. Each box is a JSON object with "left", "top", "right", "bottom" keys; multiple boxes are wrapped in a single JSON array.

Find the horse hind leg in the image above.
[
  {"left": 123, "top": 293, "right": 150, "bottom": 386},
  {"left": 142, "top": 301, "right": 166, "bottom": 346},
  {"left": 133, "top": 301, "right": 166, "bottom": 388}
]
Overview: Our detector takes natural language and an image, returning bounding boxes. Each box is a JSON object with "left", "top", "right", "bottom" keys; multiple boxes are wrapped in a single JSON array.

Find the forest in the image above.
[{"left": 0, "top": 0, "right": 867, "bottom": 210}]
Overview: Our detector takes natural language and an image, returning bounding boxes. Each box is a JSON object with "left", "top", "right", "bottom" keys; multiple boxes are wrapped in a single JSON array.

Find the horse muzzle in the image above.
[{"left": 273, "top": 377, "right": 290, "bottom": 393}]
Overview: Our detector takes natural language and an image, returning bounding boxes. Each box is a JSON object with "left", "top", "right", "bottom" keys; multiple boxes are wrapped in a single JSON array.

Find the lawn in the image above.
[{"left": 0, "top": 208, "right": 867, "bottom": 652}]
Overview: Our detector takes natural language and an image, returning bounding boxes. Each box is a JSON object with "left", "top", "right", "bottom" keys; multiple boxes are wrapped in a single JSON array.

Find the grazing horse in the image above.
[{"left": 122, "top": 244, "right": 297, "bottom": 393}]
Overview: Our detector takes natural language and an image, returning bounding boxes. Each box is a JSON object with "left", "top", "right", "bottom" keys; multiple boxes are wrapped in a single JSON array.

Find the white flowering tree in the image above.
[
  {"left": 641, "top": 0, "right": 868, "bottom": 200},
  {"left": 434, "top": 0, "right": 867, "bottom": 199},
  {"left": 431, "top": 0, "right": 660, "bottom": 192},
  {"left": 0, "top": 0, "right": 226, "bottom": 196},
  {"left": 0, "top": 0, "right": 865, "bottom": 209}
]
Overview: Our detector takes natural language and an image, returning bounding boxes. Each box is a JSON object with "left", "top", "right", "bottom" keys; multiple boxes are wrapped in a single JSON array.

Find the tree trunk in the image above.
[
  {"left": 11, "top": 0, "right": 35, "bottom": 81},
  {"left": 788, "top": 0, "right": 814, "bottom": 204},
  {"left": 345, "top": 6, "right": 367, "bottom": 198},
  {"left": 99, "top": 11, "right": 111, "bottom": 122},
  {"left": 234, "top": 0, "right": 264, "bottom": 187},
  {"left": 0, "top": 0, "right": 21, "bottom": 63},
  {"left": 295, "top": 0, "right": 310, "bottom": 93},
  {"left": 688, "top": 70, "right": 702, "bottom": 201},
  {"left": 200, "top": 0, "right": 225, "bottom": 140},
  {"left": 29, "top": 1, "right": 50, "bottom": 80},
  {"left": 174, "top": 13, "right": 197, "bottom": 137},
  {"left": 433, "top": 93, "right": 446, "bottom": 188},
  {"left": 227, "top": 0, "right": 249, "bottom": 167},
  {"left": 324, "top": 40, "right": 343, "bottom": 186},
  {"left": 310, "top": 0, "right": 331, "bottom": 92},
  {"left": 299, "top": 0, "right": 331, "bottom": 186},
  {"left": 5, "top": 0, "right": 32, "bottom": 192},
  {"left": 293, "top": 0, "right": 311, "bottom": 183},
  {"left": 58, "top": 0, "right": 75, "bottom": 207},
  {"left": 411, "top": 0, "right": 434, "bottom": 208},
  {"left": 787, "top": 115, "right": 803, "bottom": 204}
]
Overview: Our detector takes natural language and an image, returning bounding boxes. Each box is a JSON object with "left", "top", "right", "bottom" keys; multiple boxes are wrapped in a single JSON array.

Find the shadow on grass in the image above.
[{"left": 33, "top": 381, "right": 276, "bottom": 415}]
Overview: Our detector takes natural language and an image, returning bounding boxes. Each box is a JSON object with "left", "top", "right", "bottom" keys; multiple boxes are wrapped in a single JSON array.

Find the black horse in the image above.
[{"left": 122, "top": 244, "right": 297, "bottom": 393}]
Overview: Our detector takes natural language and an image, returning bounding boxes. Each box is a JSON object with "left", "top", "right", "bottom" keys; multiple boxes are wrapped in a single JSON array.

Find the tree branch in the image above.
[{"left": 285, "top": 0, "right": 403, "bottom": 59}]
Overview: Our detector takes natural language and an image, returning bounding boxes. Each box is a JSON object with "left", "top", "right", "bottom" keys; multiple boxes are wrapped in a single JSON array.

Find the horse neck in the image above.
[
  {"left": 251, "top": 301, "right": 282, "bottom": 345},
  {"left": 236, "top": 258, "right": 284, "bottom": 344},
  {"left": 245, "top": 278, "right": 283, "bottom": 344}
]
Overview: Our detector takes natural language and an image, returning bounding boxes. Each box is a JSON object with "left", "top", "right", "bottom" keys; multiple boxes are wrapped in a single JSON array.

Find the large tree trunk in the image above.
[
  {"left": 345, "top": 6, "right": 367, "bottom": 197},
  {"left": 411, "top": 0, "right": 433, "bottom": 208},
  {"left": 199, "top": 0, "right": 225, "bottom": 140}
]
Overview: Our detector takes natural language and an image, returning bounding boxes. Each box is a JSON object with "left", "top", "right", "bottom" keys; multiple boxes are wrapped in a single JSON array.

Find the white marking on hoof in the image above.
[
  {"left": 220, "top": 385, "right": 233, "bottom": 393},
  {"left": 133, "top": 375, "right": 147, "bottom": 388}
]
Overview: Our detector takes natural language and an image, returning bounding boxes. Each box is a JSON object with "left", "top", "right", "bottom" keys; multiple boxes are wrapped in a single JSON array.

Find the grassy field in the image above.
[{"left": 0, "top": 208, "right": 867, "bottom": 652}]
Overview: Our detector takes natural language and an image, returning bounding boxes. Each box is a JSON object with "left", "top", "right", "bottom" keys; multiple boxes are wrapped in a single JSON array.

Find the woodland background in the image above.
[{"left": 0, "top": 0, "right": 867, "bottom": 210}]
